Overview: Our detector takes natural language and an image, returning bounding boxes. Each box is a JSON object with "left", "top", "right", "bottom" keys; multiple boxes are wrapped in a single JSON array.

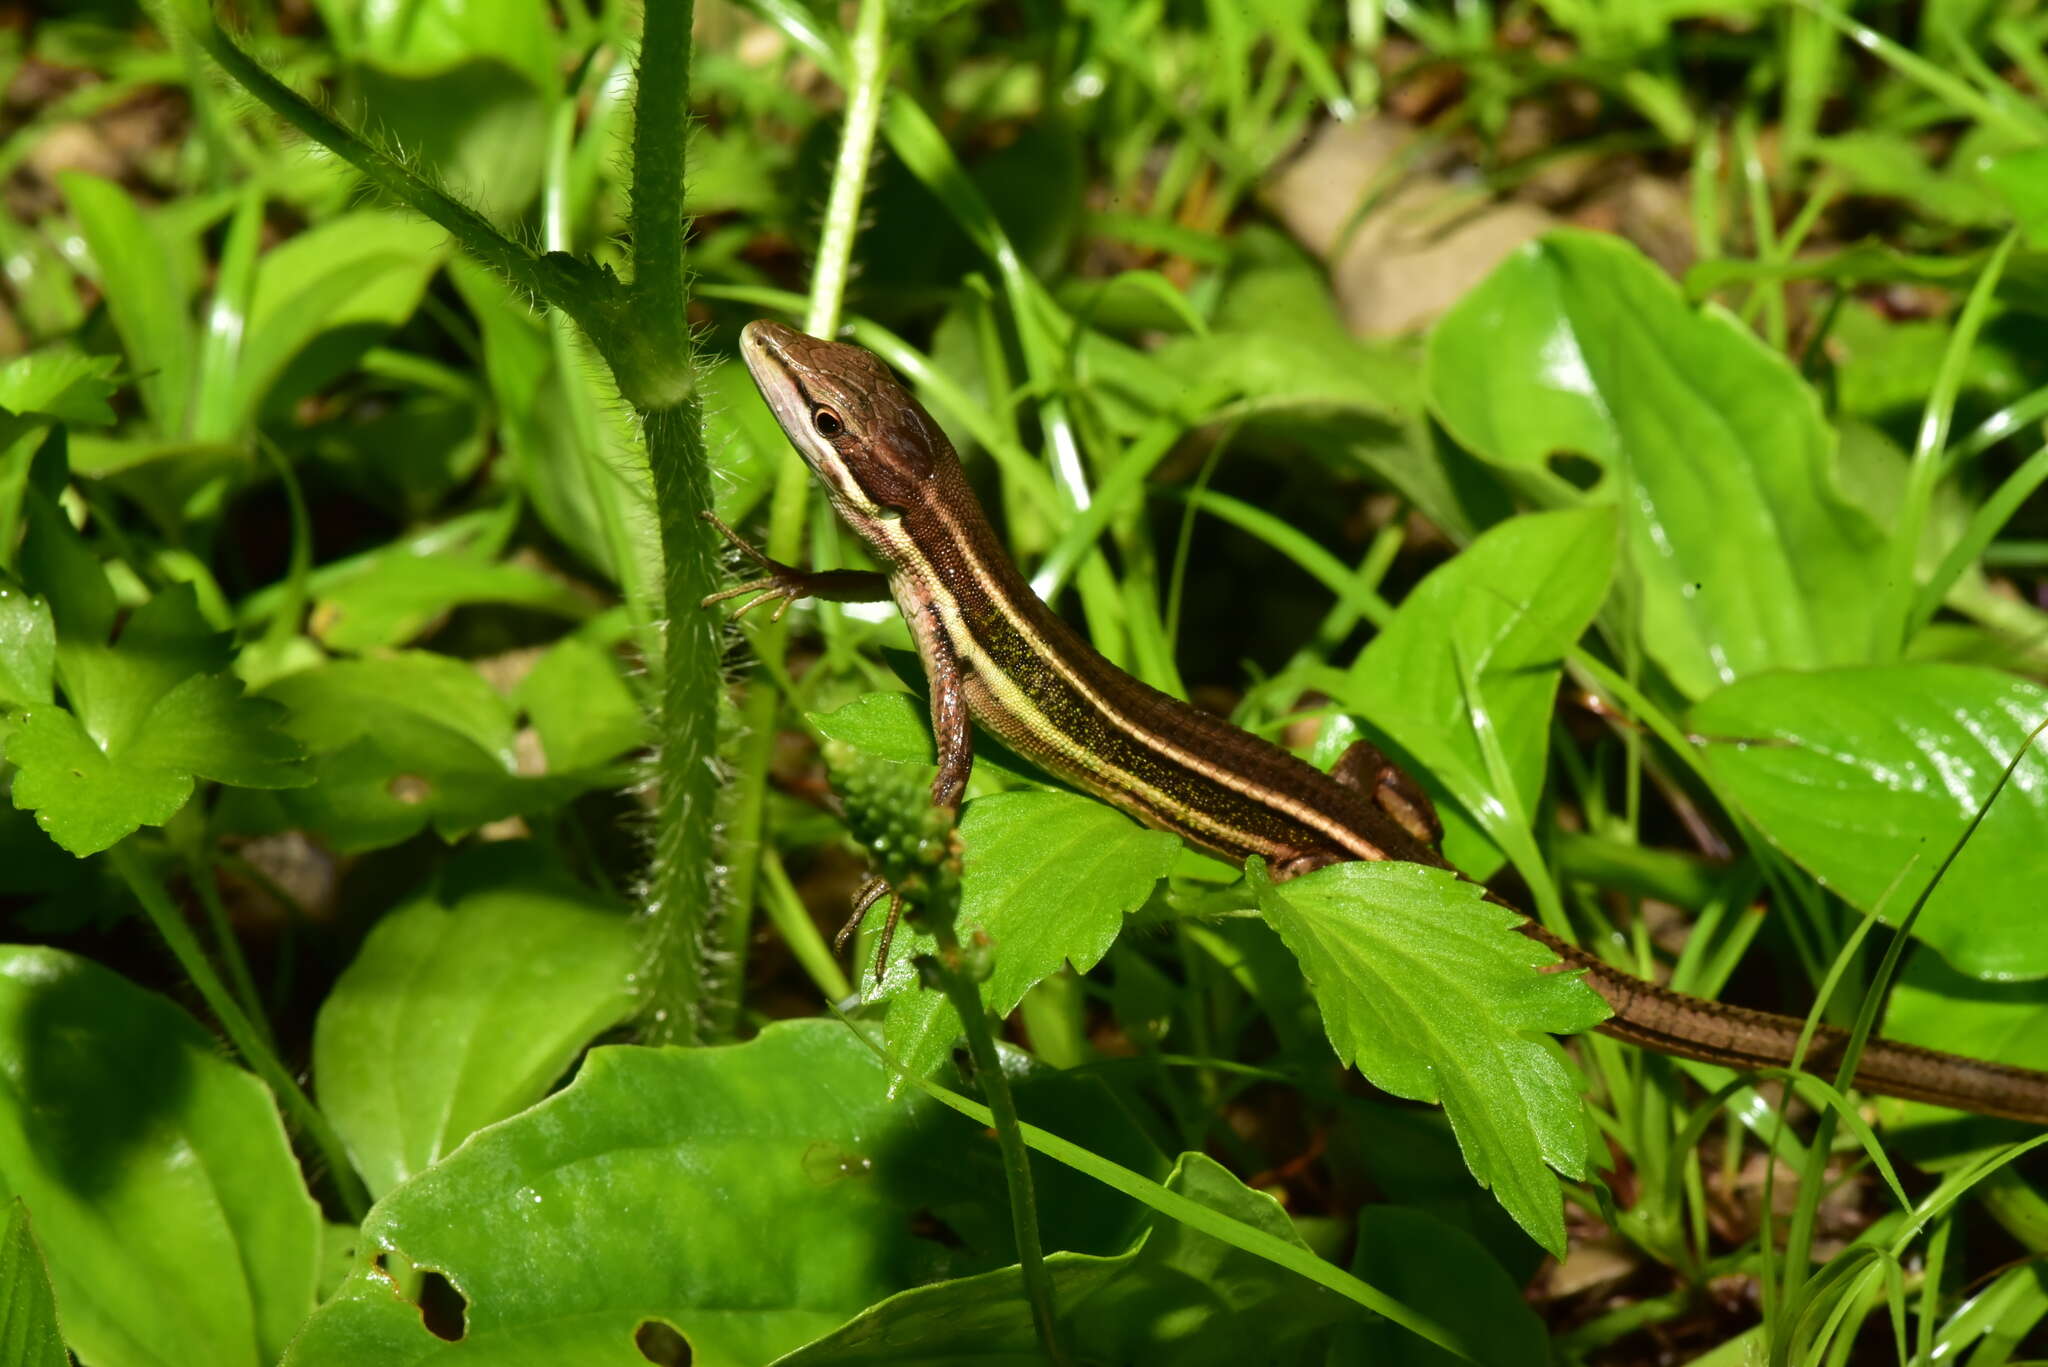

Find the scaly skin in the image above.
[{"left": 717, "top": 318, "right": 2048, "bottom": 1127}]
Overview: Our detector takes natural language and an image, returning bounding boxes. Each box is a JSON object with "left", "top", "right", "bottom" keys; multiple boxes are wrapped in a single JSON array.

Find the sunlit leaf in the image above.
[
  {"left": 1249, "top": 859, "right": 1607, "bottom": 1253},
  {"left": 0, "top": 1200, "right": 67, "bottom": 1367},
  {"left": 1691, "top": 664, "right": 2048, "bottom": 977},
  {"left": 875, "top": 790, "right": 1178, "bottom": 1082},
  {"left": 1429, "top": 230, "right": 1886, "bottom": 698}
]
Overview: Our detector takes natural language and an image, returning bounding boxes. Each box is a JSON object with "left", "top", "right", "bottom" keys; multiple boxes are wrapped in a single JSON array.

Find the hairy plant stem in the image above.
[
  {"left": 185, "top": 14, "right": 621, "bottom": 361},
  {"left": 188, "top": 0, "right": 724, "bottom": 1043},
  {"left": 627, "top": 0, "right": 720, "bottom": 1044},
  {"left": 709, "top": 0, "right": 891, "bottom": 1038},
  {"left": 109, "top": 843, "right": 370, "bottom": 1221}
]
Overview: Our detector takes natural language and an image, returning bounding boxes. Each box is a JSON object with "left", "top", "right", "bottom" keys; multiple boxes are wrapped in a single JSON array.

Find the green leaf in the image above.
[
  {"left": 1337, "top": 1205, "right": 1546, "bottom": 1367},
  {"left": 809, "top": 688, "right": 1055, "bottom": 791},
  {"left": 1686, "top": 238, "right": 2048, "bottom": 314},
  {"left": 314, "top": 843, "right": 640, "bottom": 1197},
  {"left": 6, "top": 547, "right": 306, "bottom": 854},
  {"left": 875, "top": 790, "right": 1179, "bottom": 1082},
  {"left": 1808, "top": 132, "right": 2009, "bottom": 227},
  {"left": 1342, "top": 506, "right": 1617, "bottom": 876},
  {"left": 0, "top": 578, "right": 55, "bottom": 709},
  {"left": 1879, "top": 949, "right": 2048, "bottom": 1131},
  {"left": 810, "top": 691, "right": 935, "bottom": 765},
  {"left": 515, "top": 635, "right": 646, "bottom": 773},
  {"left": 352, "top": 63, "right": 549, "bottom": 226},
  {"left": 1983, "top": 148, "right": 2048, "bottom": 248},
  {"left": 0, "top": 946, "right": 320, "bottom": 1367},
  {"left": 1248, "top": 859, "right": 1608, "bottom": 1253},
  {"left": 0, "top": 348, "right": 119, "bottom": 427},
  {"left": 314, "top": 0, "right": 557, "bottom": 86},
  {"left": 6, "top": 706, "right": 193, "bottom": 855},
  {"left": 1429, "top": 230, "right": 1886, "bottom": 698},
  {"left": 777, "top": 1153, "right": 1356, "bottom": 1365},
  {"left": 0, "top": 1200, "right": 68, "bottom": 1367},
  {"left": 308, "top": 550, "right": 593, "bottom": 653},
  {"left": 448, "top": 260, "right": 657, "bottom": 595},
  {"left": 59, "top": 172, "right": 193, "bottom": 435},
  {"left": 237, "top": 210, "right": 449, "bottom": 425},
  {"left": 252, "top": 652, "right": 593, "bottom": 851},
  {"left": 283, "top": 1021, "right": 1157, "bottom": 1367},
  {"left": 1146, "top": 235, "right": 1494, "bottom": 542},
  {"left": 1690, "top": 664, "right": 2048, "bottom": 978}
]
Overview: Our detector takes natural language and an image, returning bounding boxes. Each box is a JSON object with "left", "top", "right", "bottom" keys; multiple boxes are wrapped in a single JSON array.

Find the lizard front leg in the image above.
[{"left": 699, "top": 510, "right": 890, "bottom": 620}]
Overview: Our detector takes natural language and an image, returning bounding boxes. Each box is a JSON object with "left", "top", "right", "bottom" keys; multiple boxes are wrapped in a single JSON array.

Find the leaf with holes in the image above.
[
  {"left": 1249, "top": 859, "right": 1607, "bottom": 1254},
  {"left": 283, "top": 1020, "right": 1158, "bottom": 1367},
  {"left": 874, "top": 790, "right": 1179, "bottom": 1084},
  {"left": 1690, "top": 664, "right": 2048, "bottom": 978},
  {"left": 1429, "top": 230, "right": 1886, "bottom": 698},
  {"left": 314, "top": 843, "right": 641, "bottom": 1198},
  {"left": 0, "top": 948, "right": 321, "bottom": 1367}
]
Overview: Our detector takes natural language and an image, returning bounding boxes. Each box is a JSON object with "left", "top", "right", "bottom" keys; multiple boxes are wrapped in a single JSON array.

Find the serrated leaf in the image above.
[
  {"left": 0, "top": 947, "right": 321, "bottom": 1367},
  {"left": 811, "top": 691, "right": 936, "bottom": 764},
  {"left": 1249, "top": 860, "right": 1607, "bottom": 1253},
  {"left": 1690, "top": 664, "right": 2048, "bottom": 978},
  {"left": 0, "top": 347, "right": 119, "bottom": 426},
  {"left": 6, "top": 705, "right": 193, "bottom": 855},
  {"left": 1429, "top": 230, "right": 1886, "bottom": 698},
  {"left": 777, "top": 1152, "right": 1355, "bottom": 1366},
  {"left": 875, "top": 790, "right": 1178, "bottom": 1082},
  {"left": 0, "top": 1200, "right": 67, "bottom": 1367},
  {"left": 283, "top": 1021, "right": 1158, "bottom": 1367},
  {"left": 1342, "top": 506, "right": 1616, "bottom": 877},
  {"left": 314, "top": 843, "right": 641, "bottom": 1197},
  {"left": 4, "top": 564, "right": 306, "bottom": 855},
  {"left": 123, "top": 673, "right": 306, "bottom": 786},
  {"left": 0, "top": 579, "right": 55, "bottom": 709},
  {"left": 811, "top": 690, "right": 1048, "bottom": 789}
]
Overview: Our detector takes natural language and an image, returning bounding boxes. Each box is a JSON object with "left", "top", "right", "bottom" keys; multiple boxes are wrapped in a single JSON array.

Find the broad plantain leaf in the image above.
[
  {"left": 1690, "top": 664, "right": 2048, "bottom": 978},
  {"left": 314, "top": 843, "right": 641, "bottom": 1198},
  {"left": 1429, "top": 230, "right": 1886, "bottom": 698},
  {"left": 284, "top": 1020, "right": 1156, "bottom": 1367},
  {"left": 0, "top": 947, "right": 320, "bottom": 1367}
]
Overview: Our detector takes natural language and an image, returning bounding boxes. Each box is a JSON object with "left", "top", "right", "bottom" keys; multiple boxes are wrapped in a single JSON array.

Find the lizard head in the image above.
[{"left": 740, "top": 321, "right": 950, "bottom": 537}]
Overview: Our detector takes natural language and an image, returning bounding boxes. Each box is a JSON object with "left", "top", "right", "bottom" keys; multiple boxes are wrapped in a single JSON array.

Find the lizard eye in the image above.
[{"left": 812, "top": 408, "right": 844, "bottom": 437}]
